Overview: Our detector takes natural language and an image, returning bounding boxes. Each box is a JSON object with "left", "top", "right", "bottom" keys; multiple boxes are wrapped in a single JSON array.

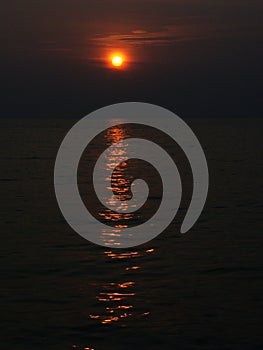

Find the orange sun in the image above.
[{"left": 110, "top": 54, "right": 124, "bottom": 68}]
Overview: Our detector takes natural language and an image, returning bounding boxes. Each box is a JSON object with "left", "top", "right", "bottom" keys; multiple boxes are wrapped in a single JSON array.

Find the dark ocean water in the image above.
[{"left": 1, "top": 118, "right": 263, "bottom": 350}]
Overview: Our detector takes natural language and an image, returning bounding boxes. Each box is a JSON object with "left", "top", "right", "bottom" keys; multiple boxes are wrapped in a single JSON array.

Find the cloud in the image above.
[
  {"left": 91, "top": 26, "right": 202, "bottom": 47},
  {"left": 119, "top": 35, "right": 189, "bottom": 44},
  {"left": 40, "top": 48, "right": 72, "bottom": 52},
  {"left": 132, "top": 30, "right": 148, "bottom": 34}
]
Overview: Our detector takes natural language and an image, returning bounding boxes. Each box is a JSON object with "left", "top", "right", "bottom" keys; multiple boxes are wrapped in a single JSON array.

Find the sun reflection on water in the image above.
[
  {"left": 89, "top": 248, "right": 154, "bottom": 326},
  {"left": 88, "top": 124, "right": 154, "bottom": 327},
  {"left": 98, "top": 124, "right": 136, "bottom": 247}
]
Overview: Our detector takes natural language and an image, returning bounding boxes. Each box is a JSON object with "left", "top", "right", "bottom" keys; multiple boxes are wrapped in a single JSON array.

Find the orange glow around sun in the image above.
[{"left": 110, "top": 53, "right": 125, "bottom": 68}]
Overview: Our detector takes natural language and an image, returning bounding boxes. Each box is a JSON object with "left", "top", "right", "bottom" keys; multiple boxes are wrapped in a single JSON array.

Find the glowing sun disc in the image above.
[{"left": 112, "top": 55, "right": 123, "bottom": 67}]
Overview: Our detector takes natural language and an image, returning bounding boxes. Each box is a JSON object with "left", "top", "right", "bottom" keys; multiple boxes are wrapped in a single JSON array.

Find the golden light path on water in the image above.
[
  {"left": 89, "top": 249, "right": 154, "bottom": 326},
  {"left": 71, "top": 245, "right": 155, "bottom": 350},
  {"left": 71, "top": 124, "right": 156, "bottom": 349},
  {"left": 89, "top": 125, "right": 153, "bottom": 326},
  {"left": 98, "top": 124, "right": 135, "bottom": 246}
]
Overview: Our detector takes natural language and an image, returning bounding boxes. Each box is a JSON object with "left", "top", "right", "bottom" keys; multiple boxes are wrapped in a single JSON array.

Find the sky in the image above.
[{"left": 2, "top": 0, "right": 263, "bottom": 117}]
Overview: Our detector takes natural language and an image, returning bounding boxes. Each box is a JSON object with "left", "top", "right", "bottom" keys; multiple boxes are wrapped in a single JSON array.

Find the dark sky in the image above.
[{"left": 2, "top": 0, "right": 263, "bottom": 117}]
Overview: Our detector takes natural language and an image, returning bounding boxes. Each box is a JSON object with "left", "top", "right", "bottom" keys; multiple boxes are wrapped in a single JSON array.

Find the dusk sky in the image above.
[
  {"left": 2, "top": 0, "right": 262, "bottom": 117},
  {"left": 2, "top": 3, "right": 263, "bottom": 349}
]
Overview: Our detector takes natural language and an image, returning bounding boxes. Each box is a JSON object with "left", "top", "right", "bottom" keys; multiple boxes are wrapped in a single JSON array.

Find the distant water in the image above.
[{"left": 1, "top": 118, "right": 263, "bottom": 350}]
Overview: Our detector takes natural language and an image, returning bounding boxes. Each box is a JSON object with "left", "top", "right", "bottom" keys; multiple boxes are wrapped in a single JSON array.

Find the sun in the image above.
[
  {"left": 108, "top": 52, "right": 127, "bottom": 69},
  {"left": 112, "top": 55, "right": 123, "bottom": 67}
]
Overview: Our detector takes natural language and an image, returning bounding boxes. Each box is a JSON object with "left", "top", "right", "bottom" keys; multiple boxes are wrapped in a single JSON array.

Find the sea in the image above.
[{"left": 1, "top": 117, "right": 262, "bottom": 349}]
